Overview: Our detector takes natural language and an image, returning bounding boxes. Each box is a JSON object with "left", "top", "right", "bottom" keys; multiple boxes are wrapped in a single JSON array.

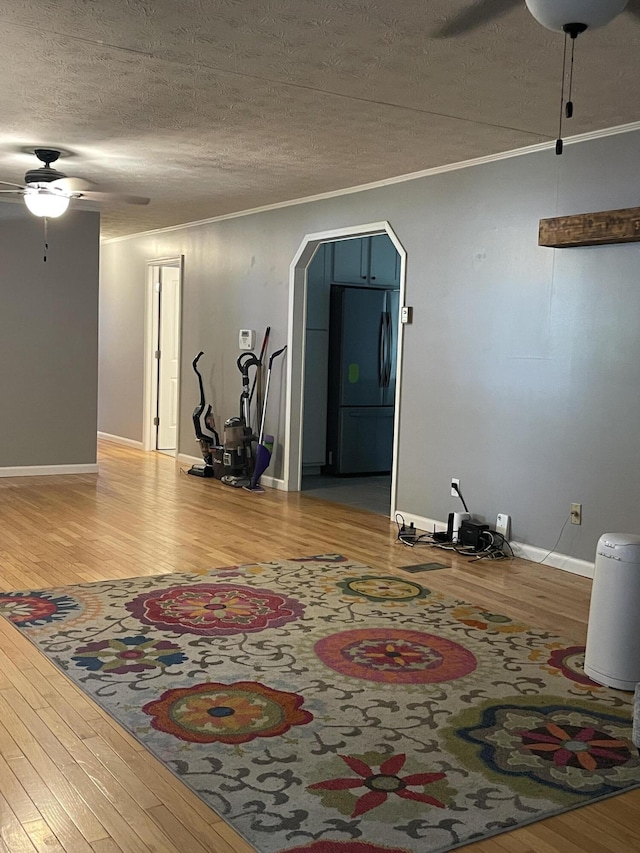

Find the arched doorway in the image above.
[{"left": 284, "top": 222, "right": 406, "bottom": 518}]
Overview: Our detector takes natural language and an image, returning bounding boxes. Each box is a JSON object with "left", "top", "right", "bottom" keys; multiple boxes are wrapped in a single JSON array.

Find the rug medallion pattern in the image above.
[{"left": 1, "top": 556, "right": 638, "bottom": 853}]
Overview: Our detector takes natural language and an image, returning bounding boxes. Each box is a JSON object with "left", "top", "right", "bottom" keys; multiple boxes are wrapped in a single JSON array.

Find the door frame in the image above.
[
  {"left": 143, "top": 255, "right": 184, "bottom": 454},
  {"left": 284, "top": 222, "right": 406, "bottom": 518}
]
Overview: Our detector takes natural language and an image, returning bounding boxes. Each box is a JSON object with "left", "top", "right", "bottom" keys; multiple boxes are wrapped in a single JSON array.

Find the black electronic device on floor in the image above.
[{"left": 459, "top": 520, "right": 490, "bottom": 550}]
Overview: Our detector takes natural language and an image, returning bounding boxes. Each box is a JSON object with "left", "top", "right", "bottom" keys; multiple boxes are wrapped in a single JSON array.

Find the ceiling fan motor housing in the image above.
[
  {"left": 25, "top": 166, "right": 66, "bottom": 185},
  {"left": 25, "top": 148, "right": 65, "bottom": 184},
  {"left": 525, "top": 0, "right": 628, "bottom": 31}
]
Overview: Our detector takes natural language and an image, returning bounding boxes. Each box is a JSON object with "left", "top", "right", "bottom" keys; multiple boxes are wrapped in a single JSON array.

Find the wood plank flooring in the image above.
[{"left": 0, "top": 440, "right": 638, "bottom": 853}]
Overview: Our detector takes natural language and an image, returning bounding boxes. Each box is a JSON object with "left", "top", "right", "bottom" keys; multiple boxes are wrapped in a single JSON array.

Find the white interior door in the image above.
[{"left": 157, "top": 266, "right": 180, "bottom": 451}]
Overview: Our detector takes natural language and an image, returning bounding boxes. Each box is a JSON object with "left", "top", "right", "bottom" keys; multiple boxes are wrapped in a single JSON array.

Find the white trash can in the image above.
[{"left": 584, "top": 533, "right": 640, "bottom": 691}]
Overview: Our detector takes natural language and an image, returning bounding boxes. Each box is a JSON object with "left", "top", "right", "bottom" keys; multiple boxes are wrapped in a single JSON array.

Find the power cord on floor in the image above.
[
  {"left": 395, "top": 512, "right": 417, "bottom": 546},
  {"left": 394, "top": 513, "right": 513, "bottom": 560},
  {"left": 457, "top": 530, "right": 514, "bottom": 562},
  {"left": 395, "top": 513, "right": 436, "bottom": 547}
]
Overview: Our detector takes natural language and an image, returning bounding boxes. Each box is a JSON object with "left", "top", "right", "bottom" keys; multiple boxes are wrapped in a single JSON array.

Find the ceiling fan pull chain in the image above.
[
  {"left": 43, "top": 216, "right": 48, "bottom": 263},
  {"left": 565, "top": 35, "right": 577, "bottom": 119},
  {"left": 556, "top": 31, "right": 569, "bottom": 155}
]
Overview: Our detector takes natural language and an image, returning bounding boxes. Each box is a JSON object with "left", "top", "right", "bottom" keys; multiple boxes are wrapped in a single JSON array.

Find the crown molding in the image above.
[{"left": 102, "top": 120, "right": 640, "bottom": 245}]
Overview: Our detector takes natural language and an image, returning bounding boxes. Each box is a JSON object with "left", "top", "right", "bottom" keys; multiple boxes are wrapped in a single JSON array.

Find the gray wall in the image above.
[
  {"left": 99, "top": 129, "right": 640, "bottom": 562},
  {"left": 0, "top": 204, "right": 100, "bottom": 467}
]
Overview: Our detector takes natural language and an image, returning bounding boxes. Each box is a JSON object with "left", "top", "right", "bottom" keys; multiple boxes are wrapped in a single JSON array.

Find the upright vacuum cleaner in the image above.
[
  {"left": 220, "top": 352, "right": 261, "bottom": 488},
  {"left": 187, "top": 352, "right": 220, "bottom": 477}
]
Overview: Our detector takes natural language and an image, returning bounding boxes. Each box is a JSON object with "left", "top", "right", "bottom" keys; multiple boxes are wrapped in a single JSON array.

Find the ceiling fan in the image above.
[
  {"left": 0, "top": 148, "right": 149, "bottom": 218},
  {"left": 434, "top": 1, "right": 638, "bottom": 154},
  {"left": 433, "top": 0, "right": 640, "bottom": 39}
]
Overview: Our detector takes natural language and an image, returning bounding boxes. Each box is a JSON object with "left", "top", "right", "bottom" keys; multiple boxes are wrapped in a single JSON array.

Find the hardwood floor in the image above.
[{"left": 0, "top": 440, "right": 638, "bottom": 853}]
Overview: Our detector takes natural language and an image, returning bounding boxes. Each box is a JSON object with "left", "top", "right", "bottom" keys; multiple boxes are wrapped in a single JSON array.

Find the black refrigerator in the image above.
[{"left": 326, "top": 285, "right": 399, "bottom": 475}]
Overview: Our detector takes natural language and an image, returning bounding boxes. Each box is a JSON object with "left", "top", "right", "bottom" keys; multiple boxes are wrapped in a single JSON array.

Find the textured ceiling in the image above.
[{"left": 1, "top": 0, "right": 639, "bottom": 238}]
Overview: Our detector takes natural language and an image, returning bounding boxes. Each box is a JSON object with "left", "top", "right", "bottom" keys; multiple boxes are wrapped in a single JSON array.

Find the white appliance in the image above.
[
  {"left": 584, "top": 533, "right": 640, "bottom": 691},
  {"left": 452, "top": 512, "right": 470, "bottom": 543}
]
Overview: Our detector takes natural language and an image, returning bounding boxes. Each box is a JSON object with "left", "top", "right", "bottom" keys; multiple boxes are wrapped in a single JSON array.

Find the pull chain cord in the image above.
[
  {"left": 556, "top": 24, "right": 586, "bottom": 155},
  {"left": 566, "top": 34, "right": 577, "bottom": 119},
  {"left": 556, "top": 31, "right": 569, "bottom": 155},
  {"left": 43, "top": 216, "right": 49, "bottom": 262}
]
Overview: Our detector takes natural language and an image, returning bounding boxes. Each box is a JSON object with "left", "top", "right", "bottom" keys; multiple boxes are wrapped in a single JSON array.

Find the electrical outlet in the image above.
[
  {"left": 571, "top": 503, "right": 582, "bottom": 525},
  {"left": 496, "top": 513, "right": 511, "bottom": 539},
  {"left": 451, "top": 478, "right": 460, "bottom": 497}
]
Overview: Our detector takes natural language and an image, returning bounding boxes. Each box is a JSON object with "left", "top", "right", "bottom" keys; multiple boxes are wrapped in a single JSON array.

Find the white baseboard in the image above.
[
  {"left": 176, "top": 454, "right": 285, "bottom": 491},
  {"left": 395, "top": 511, "right": 594, "bottom": 579},
  {"left": 177, "top": 453, "right": 203, "bottom": 467},
  {"left": 260, "top": 475, "right": 286, "bottom": 490},
  {"left": 509, "top": 542, "right": 594, "bottom": 578},
  {"left": 394, "top": 511, "right": 447, "bottom": 533},
  {"left": 0, "top": 463, "right": 99, "bottom": 478},
  {"left": 98, "top": 432, "right": 144, "bottom": 450}
]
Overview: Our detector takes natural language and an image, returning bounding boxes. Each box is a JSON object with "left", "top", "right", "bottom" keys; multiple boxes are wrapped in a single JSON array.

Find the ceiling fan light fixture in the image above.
[
  {"left": 23, "top": 188, "right": 70, "bottom": 218},
  {"left": 525, "top": 0, "right": 628, "bottom": 31}
]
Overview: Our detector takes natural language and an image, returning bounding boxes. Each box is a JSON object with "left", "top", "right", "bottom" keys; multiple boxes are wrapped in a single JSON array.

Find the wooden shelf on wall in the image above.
[{"left": 539, "top": 206, "right": 640, "bottom": 248}]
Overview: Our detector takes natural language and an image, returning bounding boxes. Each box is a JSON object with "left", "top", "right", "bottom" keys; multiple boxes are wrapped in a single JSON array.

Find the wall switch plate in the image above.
[
  {"left": 238, "top": 329, "right": 256, "bottom": 350},
  {"left": 400, "top": 306, "right": 413, "bottom": 324},
  {"left": 496, "top": 513, "right": 511, "bottom": 539},
  {"left": 451, "top": 478, "right": 460, "bottom": 497},
  {"left": 571, "top": 503, "right": 582, "bottom": 525}
]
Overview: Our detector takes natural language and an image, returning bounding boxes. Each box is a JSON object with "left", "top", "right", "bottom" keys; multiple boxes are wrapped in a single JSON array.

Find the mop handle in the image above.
[
  {"left": 258, "top": 346, "right": 287, "bottom": 443},
  {"left": 249, "top": 325, "right": 271, "bottom": 406}
]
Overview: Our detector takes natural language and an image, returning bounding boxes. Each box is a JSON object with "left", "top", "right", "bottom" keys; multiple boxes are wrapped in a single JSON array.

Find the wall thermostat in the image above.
[{"left": 239, "top": 329, "right": 256, "bottom": 350}]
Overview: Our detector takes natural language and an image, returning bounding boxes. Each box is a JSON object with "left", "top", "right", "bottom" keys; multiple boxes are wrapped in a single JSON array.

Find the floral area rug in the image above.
[{"left": 1, "top": 555, "right": 639, "bottom": 853}]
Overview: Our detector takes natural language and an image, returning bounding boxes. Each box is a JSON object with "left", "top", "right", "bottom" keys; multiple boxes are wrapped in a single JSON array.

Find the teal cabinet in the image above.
[
  {"left": 332, "top": 239, "right": 367, "bottom": 284},
  {"left": 331, "top": 234, "right": 400, "bottom": 287},
  {"left": 369, "top": 234, "right": 400, "bottom": 287}
]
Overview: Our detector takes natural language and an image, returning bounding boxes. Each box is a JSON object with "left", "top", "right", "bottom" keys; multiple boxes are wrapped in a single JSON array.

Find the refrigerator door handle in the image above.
[
  {"left": 382, "top": 312, "right": 388, "bottom": 387},
  {"left": 382, "top": 311, "right": 391, "bottom": 387},
  {"left": 378, "top": 312, "right": 385, "bottom": 387},
  {"left": 385, "top": 312, "right": 391, "bottom": 386},
  {"left": 386, "top": 310, "right": 393, "bottom": 386}
]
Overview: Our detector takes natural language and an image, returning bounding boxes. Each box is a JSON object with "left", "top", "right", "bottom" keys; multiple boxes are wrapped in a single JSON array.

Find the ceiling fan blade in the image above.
[
  {"left": 50, "top": 176, "right": 94, "bottom": 192},
  {"left": 431, "top": 0, "right": 517, "bottom": 38},
  {"left": 0, "top": 189, "right": 23, "bottom": 194},
  {"left": 626, "top": 0, "right": 640, "bottom": 19},
  {"left": 78, "top": 191, "right": 150, "bottom": 206},
  {"left": 0, "top": 180, "right": 25, "bottom": 190}
]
